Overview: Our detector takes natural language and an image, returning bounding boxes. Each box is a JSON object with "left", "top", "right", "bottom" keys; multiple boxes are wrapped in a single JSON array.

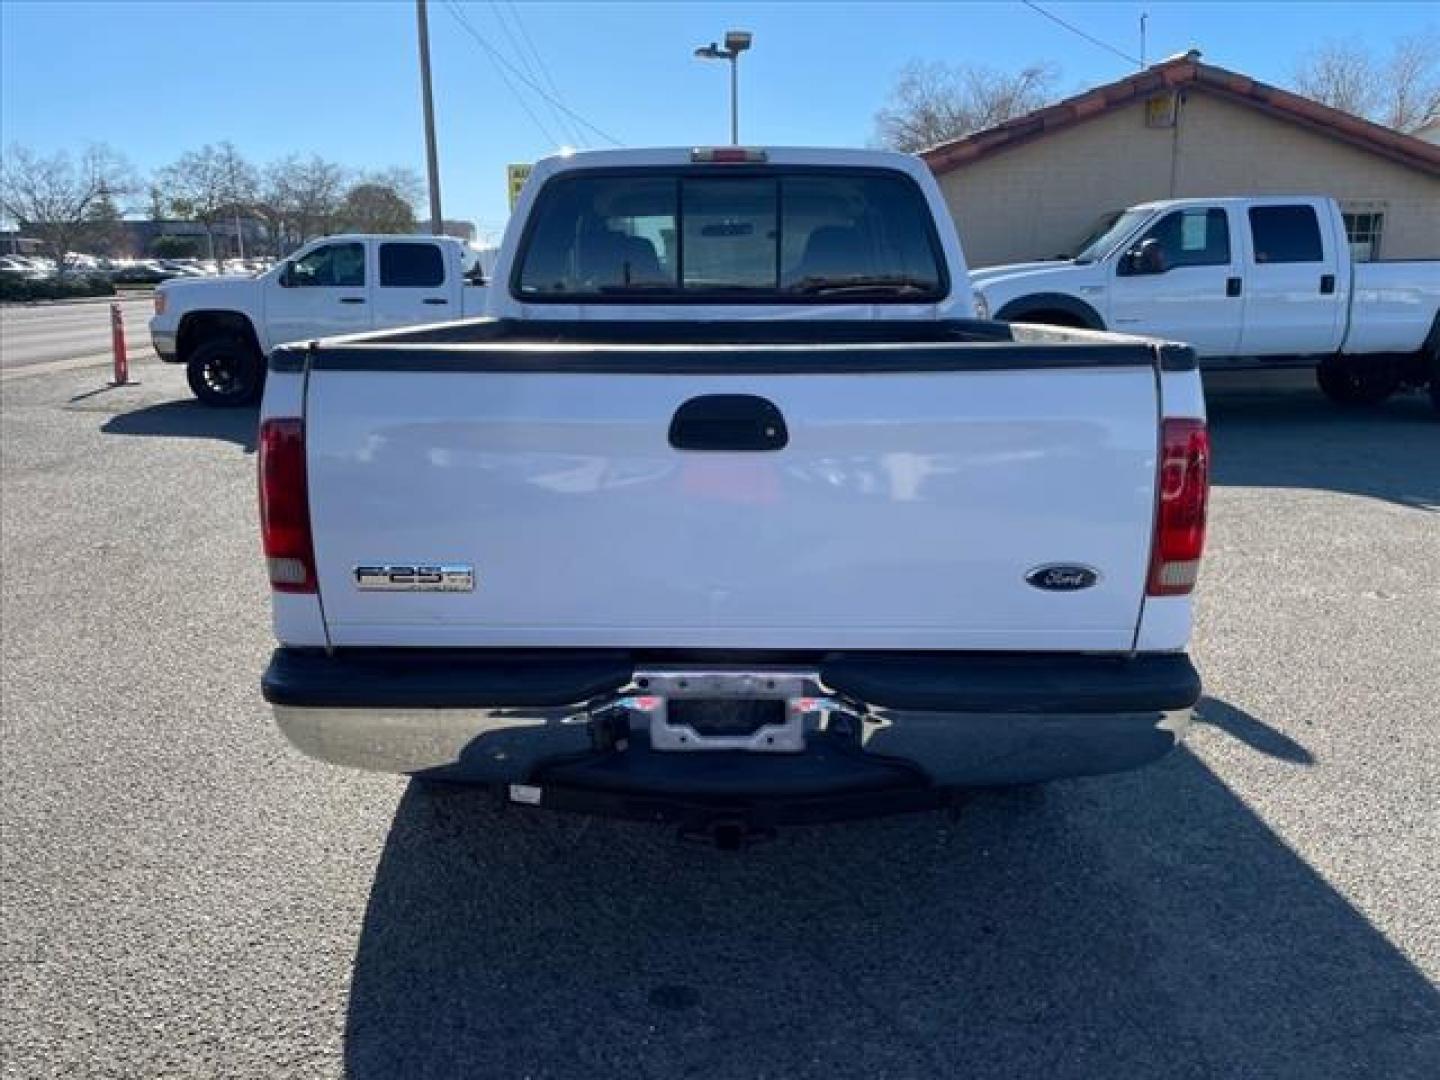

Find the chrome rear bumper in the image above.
[
  {"left": 274, "top": 700, "right": 1191, "bottom": 789},
  {"left": 265, "top": 649, "right": 1197, "bottom": 792}
]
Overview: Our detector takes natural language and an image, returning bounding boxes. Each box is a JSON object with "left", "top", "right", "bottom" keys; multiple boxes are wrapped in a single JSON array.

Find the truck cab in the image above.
[{"left": 150, "top": 234, "right": 488, "bottom": 405}]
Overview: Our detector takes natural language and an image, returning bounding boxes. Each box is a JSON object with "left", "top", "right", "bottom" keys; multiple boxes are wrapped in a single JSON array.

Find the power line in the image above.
[
  {"left": 500, "top": 0, "right": 587, "bottom": 147},
  {"left": 444, "top": 0, "right": 561, "bottom": 146},
  {"left": 1020, "top": 1, "right": 1142, "bottom": 68},
  {"left": 487, "top": 0, "right": 586, "bottom": 147},
  {"left": 442, "top": 0, "right": 625, "bottom": 147}
]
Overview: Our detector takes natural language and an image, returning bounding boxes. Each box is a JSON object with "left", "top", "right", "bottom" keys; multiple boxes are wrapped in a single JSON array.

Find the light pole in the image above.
[{"left": 694, "top": 29, "right": 752, "bottom": 144}]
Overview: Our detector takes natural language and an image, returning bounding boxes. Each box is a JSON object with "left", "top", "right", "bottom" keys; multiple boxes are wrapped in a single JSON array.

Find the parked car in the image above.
[
  {"left": 0, "top": 256, "right": 48, "bottom": 280},
  {"left": 111, "top": 262, "right": 180, "bottom": 286},
  {"left": 256, "top": 146, "right": 1208, "bottom": 844},
  {"left": 969, "top": 196, "right": 1440, "bottom": 410},
  {"left": 149, "top": 234, "right": 489, "bottom": 405}
]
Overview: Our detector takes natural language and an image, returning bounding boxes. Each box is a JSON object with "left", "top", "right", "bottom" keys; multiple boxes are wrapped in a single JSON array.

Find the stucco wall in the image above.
[{"left": 936, "top": 89, "right": 1440, "bottom": 267}]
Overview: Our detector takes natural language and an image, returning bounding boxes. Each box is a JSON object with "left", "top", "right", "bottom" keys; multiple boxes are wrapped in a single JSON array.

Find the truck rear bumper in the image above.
[{"left": 263, "top": 648, "right": 1199, "bottom": 798}]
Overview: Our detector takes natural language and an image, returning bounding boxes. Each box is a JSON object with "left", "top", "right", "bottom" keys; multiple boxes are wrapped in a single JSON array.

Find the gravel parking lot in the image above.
[{"left": 2, "top": 355, "right": 1437, "bottom": 1079}]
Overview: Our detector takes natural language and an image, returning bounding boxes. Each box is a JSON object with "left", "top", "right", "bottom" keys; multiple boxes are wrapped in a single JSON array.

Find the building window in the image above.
[{"left": 1341, "top": 211, "right": 1384, "bottom": 262}]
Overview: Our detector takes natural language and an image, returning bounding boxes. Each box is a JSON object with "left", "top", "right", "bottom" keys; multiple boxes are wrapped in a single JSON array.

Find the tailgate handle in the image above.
[{"left": 669, "top": 394, "right": 788, "bottom": 452}]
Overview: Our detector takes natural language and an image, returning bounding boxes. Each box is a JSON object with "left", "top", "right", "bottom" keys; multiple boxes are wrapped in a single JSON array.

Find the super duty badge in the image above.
[{"left": 354, "top": 564, "right": 474, "bottom": 592}]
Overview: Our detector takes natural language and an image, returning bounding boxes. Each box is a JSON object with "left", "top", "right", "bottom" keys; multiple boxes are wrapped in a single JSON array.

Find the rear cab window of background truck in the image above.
[
  {"left": 379, "top": 241, "right": 445, "bottom": 288},
  {"left": 514, "top": 169, "right": 945, "bottom": 301},
  {"left": 1248, "top": 205, "right": 1324, "bottom": 263}
]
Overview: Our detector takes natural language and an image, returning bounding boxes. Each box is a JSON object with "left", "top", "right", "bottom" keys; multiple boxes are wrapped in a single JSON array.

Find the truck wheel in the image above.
[
  {"left": 1315, "top": 357, "right": 1400, "bottom": 407},
  {"left": 186, "top": 337, "right": 264, "bottom": 407}
]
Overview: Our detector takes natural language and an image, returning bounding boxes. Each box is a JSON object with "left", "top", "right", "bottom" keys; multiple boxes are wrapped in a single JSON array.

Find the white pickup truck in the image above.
[
  {"left": 257, "top": 147, "right": 1208, "bottom": 844},
  {"left": 149, "top": 233, "right": 487, "bottom": 405},
  {"left": 970, "top": 196, "right": 1440, "bottom": 409}
]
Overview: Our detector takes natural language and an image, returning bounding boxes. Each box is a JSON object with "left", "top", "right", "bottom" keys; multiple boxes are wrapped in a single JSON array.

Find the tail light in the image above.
[
  {"left": 153, "top": 291, "right": 166, "bottom": 316},
  {"left": 1148, "top": 418, "right": 1209, "bottom": 596},
  {"left": 258, "top": 418, "right": 317, "bottom": 593}
]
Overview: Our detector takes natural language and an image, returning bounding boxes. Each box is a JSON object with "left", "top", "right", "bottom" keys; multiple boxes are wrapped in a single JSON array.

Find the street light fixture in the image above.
[{"left": 693, "top": 29, "right": 752, "bottom": 145}]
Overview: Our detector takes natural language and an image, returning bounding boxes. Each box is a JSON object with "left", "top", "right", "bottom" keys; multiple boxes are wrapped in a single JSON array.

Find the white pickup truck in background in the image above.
[
  {"left": 149, "top": 233, "right": 488, "bottom": 405},
  {"left": 257, "top": 147, "right": 1208, "bottom": 845},
  {"left": 970, "top": 196, "right": 1440, "bottom": 410}
]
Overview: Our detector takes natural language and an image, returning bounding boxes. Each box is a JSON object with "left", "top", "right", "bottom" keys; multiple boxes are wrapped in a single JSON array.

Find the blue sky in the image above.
[{"left": 3, "top": 1, "right": 1435, "bottom": 241}]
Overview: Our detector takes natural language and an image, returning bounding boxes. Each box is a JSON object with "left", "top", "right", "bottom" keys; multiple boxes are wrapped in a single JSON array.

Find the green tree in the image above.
[
  {"left": 150, "top": 234, "right": 203, "bottom": 259},
  {"left": 336, "top": 182, "right": 416, "bottom": 234},
  {"left": 84, "top": 190, "right": 127, "bottom": 258}
]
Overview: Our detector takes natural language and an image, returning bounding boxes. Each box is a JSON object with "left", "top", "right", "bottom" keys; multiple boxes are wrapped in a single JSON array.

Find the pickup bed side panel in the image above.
[
  {"left": 305, "top": 358, "right": 1160, "bottom": 651},
  {"left": 1342, "top": 262, "right": 1440, "bottom": 355}
]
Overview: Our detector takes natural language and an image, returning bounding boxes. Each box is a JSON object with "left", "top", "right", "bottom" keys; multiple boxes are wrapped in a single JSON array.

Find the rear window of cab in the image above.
[{"left": 513, "top": 169, "right": 947, "bottom": 304}]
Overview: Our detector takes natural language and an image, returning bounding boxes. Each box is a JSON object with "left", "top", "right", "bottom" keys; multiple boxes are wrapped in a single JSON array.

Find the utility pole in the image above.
[{"left": 416, "top": 0, "right": 444, "bottom": 235}]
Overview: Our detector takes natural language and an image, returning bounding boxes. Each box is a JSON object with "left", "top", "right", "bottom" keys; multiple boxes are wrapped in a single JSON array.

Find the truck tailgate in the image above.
[{"left": 303, "top": 348, "right": 1160, "bottom": 651}]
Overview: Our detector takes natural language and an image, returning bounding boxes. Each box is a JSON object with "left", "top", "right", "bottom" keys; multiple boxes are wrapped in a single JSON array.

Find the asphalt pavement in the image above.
[
  {"left": 1, "top": 359, "right": 1437, "bottom": 1079},
  {"left": 0, "top": 296, "right": 156, "bottom": 374}
]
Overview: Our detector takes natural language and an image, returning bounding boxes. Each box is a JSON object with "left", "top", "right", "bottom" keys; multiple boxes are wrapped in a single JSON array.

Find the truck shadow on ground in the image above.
[
  {"left": 343, "top": 700, "right": 1437, "bottom": 1079},
  {"left": 98, "top": 400, "right": 259, "bottom": 453},
  {"left": 1204, "top": 373, "right": 1438, "bottom": 510}
]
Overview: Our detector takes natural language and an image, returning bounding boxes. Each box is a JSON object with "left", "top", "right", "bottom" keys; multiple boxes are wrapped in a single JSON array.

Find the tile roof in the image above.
[{"left": 920, "top": 52, "right": 1440, "bottom": 178}]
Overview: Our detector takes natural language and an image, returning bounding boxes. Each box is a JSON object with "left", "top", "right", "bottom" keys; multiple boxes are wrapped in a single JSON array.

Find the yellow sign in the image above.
[{"left": 507, "top": 163, "right": 533, "bottom": 210}]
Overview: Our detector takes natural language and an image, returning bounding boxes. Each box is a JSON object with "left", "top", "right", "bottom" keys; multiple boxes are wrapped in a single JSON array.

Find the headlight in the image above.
[
  {"left": 153, "top": 292, "right": 166, "bottom": 316},
  {"left": 973, "top": 292, "right": 990, "bottom": 320}
]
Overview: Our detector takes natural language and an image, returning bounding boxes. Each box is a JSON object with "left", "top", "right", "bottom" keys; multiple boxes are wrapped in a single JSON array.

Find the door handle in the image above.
[
  {"left": 422, "top": 298, "right": 449, "bottom": 305},
  {"left": 669, "top": 394, "right": 788, "bottom": 452},
  {"left": 1226, "top": 276, "right": 1242, "bottom": 297},
  {"left": 339, "top": 297, "right": 365, "bottom": 305},
  {"left": 1320, "top": 274, "right": 1336, "bottom": 295}
]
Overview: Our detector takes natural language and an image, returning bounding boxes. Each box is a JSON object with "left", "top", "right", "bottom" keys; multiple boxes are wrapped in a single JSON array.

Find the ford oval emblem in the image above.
[{"left": 1026, "top": 564, "right": 1100, "bottom": 591}]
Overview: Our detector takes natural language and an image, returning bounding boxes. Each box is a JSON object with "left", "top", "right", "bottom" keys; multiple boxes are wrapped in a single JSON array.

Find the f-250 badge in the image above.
[
  {"left": 1025, "top": 565, "right": 1099, "bottom": 591},
  {"left": 354, "top": 564, "right": 474, "bottom": 592}
]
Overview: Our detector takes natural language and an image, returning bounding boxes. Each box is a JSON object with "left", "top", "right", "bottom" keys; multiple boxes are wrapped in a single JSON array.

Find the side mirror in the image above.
[
  {"left": 276, "top": 261, "right": 293, "bottom": 287},
  {"left": 1122, "top": 238, "right": 1168, "bottom": 275}
]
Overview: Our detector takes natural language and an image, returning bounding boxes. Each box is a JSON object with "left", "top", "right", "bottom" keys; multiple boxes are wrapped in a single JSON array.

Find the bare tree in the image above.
[
  {"left": 1293, "top": 31, "right": 1440, "bottom": 133},
  {"left": 0, "top": 144, "right": 133, "bottom": 275},
  {"left": 156, "top": 142, "right": 259, "bottom": 268},
  {"left": 260, "top": 154, "right": 349, "bottom": 253},
  {"left": 874, "top": 61, "right": 1057, "bottom": 153},
  {"left": 1383, "top": 33, "right": 1440, "bottom": 133}
]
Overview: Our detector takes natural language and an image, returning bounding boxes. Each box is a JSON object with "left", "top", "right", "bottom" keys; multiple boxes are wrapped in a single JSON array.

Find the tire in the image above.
[
  {"left": 1315, "top": 356, "right": 1401, "bottom": 407},
  {"left": 185, "top": 336, "right": 264, "bottom": 407}
]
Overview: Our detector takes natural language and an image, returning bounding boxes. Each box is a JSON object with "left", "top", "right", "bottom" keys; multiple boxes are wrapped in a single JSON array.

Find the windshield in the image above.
[
  {"left": 1072, "top": 208, "right": 1151, "bottom": 264},
  {"left": 514, "top": 169, "right": 945, "bottom": 303}
]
